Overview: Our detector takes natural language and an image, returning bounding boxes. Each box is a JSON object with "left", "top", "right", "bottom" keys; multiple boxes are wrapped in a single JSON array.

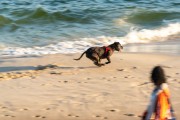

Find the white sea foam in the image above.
[
  {"left": 124, "top": 23, "right": 180, "bottom": 43},
  {"left": 0, "top": 23, "right": 180, "bottom": 57}
]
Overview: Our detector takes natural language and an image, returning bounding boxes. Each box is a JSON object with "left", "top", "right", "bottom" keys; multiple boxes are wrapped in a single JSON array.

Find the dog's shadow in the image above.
[{"left": 0, "top": 65, "right": 98, "bottom": 73}]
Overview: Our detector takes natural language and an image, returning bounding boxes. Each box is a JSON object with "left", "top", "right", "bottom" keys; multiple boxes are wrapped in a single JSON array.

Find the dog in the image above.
[{"left": 74, "top": 42, "right": 123, "bottom": 67}]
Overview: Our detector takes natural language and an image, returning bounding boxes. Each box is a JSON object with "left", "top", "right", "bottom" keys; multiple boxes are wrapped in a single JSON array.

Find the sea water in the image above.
[{"left": 0, "top": 0, "right": 180, "bottom": 56}]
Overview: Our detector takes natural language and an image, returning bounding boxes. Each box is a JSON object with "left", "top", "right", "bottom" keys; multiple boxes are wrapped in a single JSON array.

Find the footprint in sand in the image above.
[
  {"left": 109, "top": 109, "right": 116, "bottom": 112},
  {"left": 124, "top": 75, "right": 134, "bottom": 79},
  {"left": 1, "top": 106, "right": 7, "bottom": 109},
  {"left": 94, "top": 115, "right": 108, "bottom": 119},
  {"left": 95, "top": 115, "right": 101, "bottom": 118},
  {"left": 132, "top": 67, "right": 137, "bottom": 69},
  {"left": 64, "top": 81, "right": 68, "bottom": 83},
  {"left": 50, "top": 71, "right": 62, "bottom": 75},
  {"left": 166, "top": 75, "right": 171, "bottom": 78},
  {"left": 4, "top": 115, "right": 15, "bottom": 118},
  {"left": 86, "top": 77, "right": 91, "bottom": 80},
  {"left": 124, "top": 76, "right": 128, "bottom": 78},
  {"left": 67, "top": 114, "right": 79, "bottom": 118},
  {"left": 104, "top": 117, "right": 108, "bottom": 119},
  {"left": 124, "top": 113, "right": 142, "bottom": 118},
  {"left": 0, "top": 71, "right": 38, "bottom": 80},
  {"left": 35, "top": 115, "right": 41, "bottom": 118},
  {"left": 45, "top": 108, "right": 51, "bottom": 110},
  {"left": 78, "top": 81, "right": 88, "bottom": 84},
  {"left": 117, "top": 69, "right": 124, "bottom": 71},
  {"left": 34, "top": 115, "right": 46, "bottom": 119},
  {"left": 138, "top": 82, "right": 151, "bottom": 86},
  {"left": 109, "top": 109, "right": 119, "bottom": 112},
  {"left": 20, "top": 108, "right": 29, "bottom": 111}
]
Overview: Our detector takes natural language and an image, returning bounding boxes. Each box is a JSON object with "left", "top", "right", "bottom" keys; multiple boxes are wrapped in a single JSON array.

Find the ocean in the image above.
[{"left": 0, "top": 0, "right": 180, "bottom": 57}]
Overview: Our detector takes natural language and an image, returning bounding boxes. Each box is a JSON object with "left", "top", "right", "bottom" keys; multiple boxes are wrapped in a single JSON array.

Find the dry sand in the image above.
[{"left": 0, "top": 53, "right": 179, "bottom": 120}]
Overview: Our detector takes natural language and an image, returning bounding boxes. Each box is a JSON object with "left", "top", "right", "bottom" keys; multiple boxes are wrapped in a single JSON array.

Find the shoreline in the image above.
[
  {"left": 1, "top": 34, "right": 180, "bottom": 57},
  {"left": 0, "top": 52, "right": 180, "bottom": 120},
  {"left": 124, "top": 38, "right": 180, "bottom": 55}
]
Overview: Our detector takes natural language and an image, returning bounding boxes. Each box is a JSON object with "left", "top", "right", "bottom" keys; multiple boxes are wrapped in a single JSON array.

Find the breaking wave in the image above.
[{"left": 1, "top": 23, "right": 180, "bottom": 57}]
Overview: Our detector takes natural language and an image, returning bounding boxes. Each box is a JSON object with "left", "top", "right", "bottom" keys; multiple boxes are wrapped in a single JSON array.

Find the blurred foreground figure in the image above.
[{"left": 142, "top": 66, "right": 176, "bottom": 120}]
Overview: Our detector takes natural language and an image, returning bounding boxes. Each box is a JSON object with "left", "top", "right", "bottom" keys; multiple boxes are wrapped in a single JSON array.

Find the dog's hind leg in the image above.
[
  {"left": 91, "top": 55, "right": 103, "bottom": 67},
  {"left": 92, "top": 58, "right": 102, "bottom": 67},
  {"left": 93, "top": 59, "right": 105, "bottom": 67},
  {"left": 98, "top": 59, "right": 105, "bottom": 66},
  {"left": 87, "top": 53, "right": 104, "bottom": 67},
  {"left": 94, "top": 61, "right": 102, "bottom": 67}
]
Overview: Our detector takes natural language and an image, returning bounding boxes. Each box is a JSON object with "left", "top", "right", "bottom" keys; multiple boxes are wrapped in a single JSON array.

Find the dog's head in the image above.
[{"left": 113, "top": 42, "right": 123, "bottom": 52}]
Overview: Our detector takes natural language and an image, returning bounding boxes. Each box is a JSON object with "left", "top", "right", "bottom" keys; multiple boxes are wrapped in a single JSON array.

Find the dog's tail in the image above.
[{"left": 74, "top": 51, "right": 86, "bottom": 60}]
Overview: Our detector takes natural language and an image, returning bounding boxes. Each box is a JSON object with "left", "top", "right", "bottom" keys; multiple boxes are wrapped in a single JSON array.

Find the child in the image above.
[{"left": 142, "top": 66, "right": 176, "bottom": 120}]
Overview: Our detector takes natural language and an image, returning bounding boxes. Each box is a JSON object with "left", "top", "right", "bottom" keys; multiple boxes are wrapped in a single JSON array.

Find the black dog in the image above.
[{"left": 74, "top": 42, "right": 123, "bottom": 67}]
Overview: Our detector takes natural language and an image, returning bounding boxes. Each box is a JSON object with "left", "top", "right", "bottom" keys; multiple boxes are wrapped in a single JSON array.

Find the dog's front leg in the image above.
[{"left": 105, "top": 56, "right": 111, "bottom": 64}]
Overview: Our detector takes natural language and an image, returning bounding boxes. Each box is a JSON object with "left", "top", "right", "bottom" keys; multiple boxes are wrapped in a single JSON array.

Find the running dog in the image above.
[{"left": 74, "top": 42, "right": 123, "bottom": 67}]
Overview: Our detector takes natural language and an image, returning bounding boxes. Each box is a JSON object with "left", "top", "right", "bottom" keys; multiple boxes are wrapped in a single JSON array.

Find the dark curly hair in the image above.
[{"left": 151, "top": 66, "right": 166, "bottom": 86}]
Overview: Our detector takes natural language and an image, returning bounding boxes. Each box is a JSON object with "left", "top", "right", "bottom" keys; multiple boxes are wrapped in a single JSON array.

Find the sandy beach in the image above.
[
  {"left": 0, "top": 52, "right": 180, "bottom": 120},
  {"left": 1, "top": 0, "right": 180, "bottom": 119}
]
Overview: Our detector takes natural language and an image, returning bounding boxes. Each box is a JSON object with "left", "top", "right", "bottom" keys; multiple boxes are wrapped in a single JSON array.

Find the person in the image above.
[{"left": 142, "top": 66, "right": 176, "bottom": 120}]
